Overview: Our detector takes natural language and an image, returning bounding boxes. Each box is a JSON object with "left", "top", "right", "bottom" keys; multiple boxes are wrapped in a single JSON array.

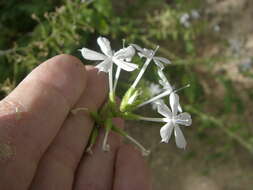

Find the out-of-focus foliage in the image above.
[
  {"left": 0, "top": 0, "right": 253, "bottom": 156},
  {"left": 0, "top": 0, "right": 62, "bottom": 49},
  {"left": 0, "top": 0, "right": 118, "bottom": 92}
]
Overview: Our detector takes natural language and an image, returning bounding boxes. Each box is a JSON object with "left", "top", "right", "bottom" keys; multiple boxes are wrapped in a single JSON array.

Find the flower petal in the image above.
[
  {"left": 149, "top": 83, "right": 162, "bottom": 96},
  {"left": 157, "top": 69, "right": 167, "bottom": 82},
  {"left": 169, "top": 92, "right": 180, "bottom": 115},
  {"left": 154, "top": 56, "right": 171, "bottom": 64},
  {"left": 153, "top": 59, "right": 165, "bottom": 70},
  {"left": 113, "top": 58, "right": 138, "bottom": 72},
  {"left": 174, "top": 126, "right": 187, "bottom": 149},
  {"left": 157, "top": 103, "right": 172, "bottom": 118},
  {"left": 178, "top": 103, "right": 183, "bottom": 113},
  {"left": 137, "top": 52, "right": 146, "bottom": 58},
  {"left": 114, "top": 46, "right": 135, "bottom": 60},
  {"left": 79, "top": 48, "right": 106, "bottom": 61},
  {"left": 151, "top": 99, "right": 164, "bottom": 111},
  {"left": 143, "top": 48, "right": 154, "bottom": 58},
  {"left": 130, "top": 43, "right": 143, "bottom": 52},
  {"left": 97, "top": 37, "right": 113, "bottom": 56},
  {"left": 160, "top": 122, "right": 174, "bottom": 143},
  {"left": 131, "top": 44, "right": 154, "bottom": 58},
  {"left": 157, "top": 69, "right": 173, "bottom": 91},
  {"left": 175, "top": 112, "right": 192, "bottom": 126},
  {"left": 95, "top": 58, "right": 112, "bottom": 73}
]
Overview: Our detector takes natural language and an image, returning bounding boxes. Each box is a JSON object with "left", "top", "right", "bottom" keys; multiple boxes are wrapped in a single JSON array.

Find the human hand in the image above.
[{"left": 0, "top": 54, "right": 152, "bottom": 190}]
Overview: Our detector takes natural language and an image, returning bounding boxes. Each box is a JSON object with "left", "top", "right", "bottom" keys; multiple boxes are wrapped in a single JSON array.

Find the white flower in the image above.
[
  {"left": 80, "top": 37, "right": 138, "bottom": 73},
  {"left": 239, "top": 58, "right": 253, "bottom": 72},
  {"left": 158, "top": 93, "right": 192, "bottom": 149},
  {"left": 180, "top": 13, "right": 191, "bottom": 28},
  {"left": 137, "top": 69, "right": 173, "bottom": 108},
  {"left": 138, "top": 92, "right": 191, "bottom": 148},
  {"left": 191, "top": 10, "right": 200, "bottom": 19},
  {"left": 213, "top": 25, "right": 220, "bottom": 32},
  {"left": 131, "top": 44, "right": 171, "bottom": 70},
  {"left": 229, "top": 38, "right": 242, "bottom": 55},
  {"left": 149, "top": 83, "right": 162, "bottom": 96},
  {"left": 114, "top": 45, "right": 136, "bottom": 61},
  {"left": 81, "top": 0, "right": 93, "bottom": 4},
  {"left": 137, "top": 69, "right": 188, "bottom": 110}
]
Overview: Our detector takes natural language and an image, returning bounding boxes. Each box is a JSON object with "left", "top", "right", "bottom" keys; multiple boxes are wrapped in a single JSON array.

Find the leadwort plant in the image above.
[{"left": 73, "top": 36, "right": 192, "bottom": 156}]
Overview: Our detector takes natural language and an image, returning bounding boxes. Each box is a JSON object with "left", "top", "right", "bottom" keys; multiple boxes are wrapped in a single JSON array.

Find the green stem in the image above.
[
  {"left": 102, "top": 118, "right": 113, "bottom": 151},
  {"left": 119, "top": 112, "right": 140, "bottom": 120},
  {"left": 112, "top": 125, "right": 150, "bottom": 156},
  {"left": 86, "top": 126, "right": 99, "bottom": 154},
  {"left": 120, "top": 87, "right": 135, "bottom": 112}
]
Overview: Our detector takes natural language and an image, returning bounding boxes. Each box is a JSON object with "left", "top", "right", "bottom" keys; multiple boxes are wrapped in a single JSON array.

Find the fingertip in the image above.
[
  {"left": 7, "top": 54, "right": 88, "bottom": 110},
  {"left": 39, "top": 54, "right": 87, "bottom": 105},
  {"left": 112, "top": 117, "right": 124, "bottom": 129},
  {"left": 42, "top": 54, "right": 87, "bottom": 84},
  {"left": 85, "top": 65, "right": 107, "bottom": 83},
  {"left": 84, "top": 65, "right": 108, "bottom": 109},
  {"left": 114, "top": 144, "right": 153, "bottom": 190},
  {"left": 118, "top": 144, "right": 145, "bottom": 161}
]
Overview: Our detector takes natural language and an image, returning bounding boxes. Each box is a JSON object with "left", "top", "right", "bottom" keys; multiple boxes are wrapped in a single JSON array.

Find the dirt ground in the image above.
[{"left": 127, "top": 0, "right": 253, "bottom": 189}]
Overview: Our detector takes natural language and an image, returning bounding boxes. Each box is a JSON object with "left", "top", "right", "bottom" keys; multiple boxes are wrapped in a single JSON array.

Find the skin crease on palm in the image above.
[{"left": 0, "top": 54, "right": 152, "bottom": 190}]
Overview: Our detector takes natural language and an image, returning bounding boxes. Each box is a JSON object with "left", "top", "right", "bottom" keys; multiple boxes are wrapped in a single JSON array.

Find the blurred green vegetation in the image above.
[{"left": 0, "top": 0, "right": 252, "bottom": 156}]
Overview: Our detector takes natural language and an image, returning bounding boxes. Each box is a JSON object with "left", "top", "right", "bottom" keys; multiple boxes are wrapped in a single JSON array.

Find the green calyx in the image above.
[{"left": 120, "top": 87, "right": 141, "bottom": 112}]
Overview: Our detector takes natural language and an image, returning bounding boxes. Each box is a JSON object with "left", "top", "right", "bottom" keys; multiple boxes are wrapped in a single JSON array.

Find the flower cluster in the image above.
[{"left": 76, "top": 36, "right": 192, "bottom": 155}]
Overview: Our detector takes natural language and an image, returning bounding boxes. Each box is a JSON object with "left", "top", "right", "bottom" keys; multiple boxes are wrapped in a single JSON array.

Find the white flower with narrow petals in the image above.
[
  {"left": 115, "top": 45, "right": 136, "bottom": 61},
  {"left": 80, "top": 37, "right": 138, "bottom": 73},
  {"left": 138, "top": 92, "right": 191, "bottom": 148},
  {"left": 158, "top": 92, "right": 192, "bottom": 148},
  {"left": 131, "top": 44, "right": 171, "bottom": 70}
]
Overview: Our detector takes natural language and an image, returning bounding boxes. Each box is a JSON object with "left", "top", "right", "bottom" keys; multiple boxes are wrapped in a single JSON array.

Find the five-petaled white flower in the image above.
[
  {"left": 80, "top": 37, "right": 138, "bottom": 73},
  {"left": 131, "top": 44, "right": 171, "bottom": 70},
  {"left": 158, "top": 92, "right": 192, "bottom": 149}
]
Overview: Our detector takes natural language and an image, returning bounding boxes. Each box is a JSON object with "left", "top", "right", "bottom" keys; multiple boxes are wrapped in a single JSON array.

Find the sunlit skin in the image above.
[{"left": 0, "top": 54, "right": 152, "bottom": 190}]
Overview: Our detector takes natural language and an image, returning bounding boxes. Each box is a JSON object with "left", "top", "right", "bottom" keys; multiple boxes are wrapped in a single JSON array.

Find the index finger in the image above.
[{"left": 0, "top": 54, "right": 87, "bottom": 190}]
